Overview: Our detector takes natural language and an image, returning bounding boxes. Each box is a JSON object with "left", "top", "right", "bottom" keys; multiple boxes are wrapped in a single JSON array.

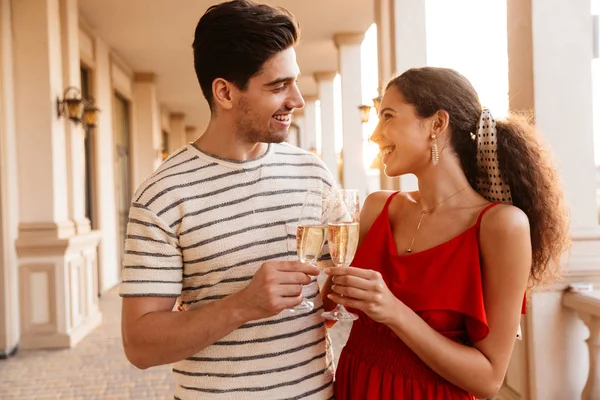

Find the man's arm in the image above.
[{"left": 121, "top": 260, "right": 319, "bottom": 369}]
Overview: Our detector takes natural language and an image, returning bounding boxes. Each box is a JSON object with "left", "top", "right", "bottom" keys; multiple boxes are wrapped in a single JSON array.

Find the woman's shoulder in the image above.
[
  {"left": 480, "top": 203, "right": 530, "bottom": 236},
  {"left": 362, "top": 190, "right": 411, "bottom": 216},
  {"left": 360, "top": 190, "right": 415, "bottom": 233}
]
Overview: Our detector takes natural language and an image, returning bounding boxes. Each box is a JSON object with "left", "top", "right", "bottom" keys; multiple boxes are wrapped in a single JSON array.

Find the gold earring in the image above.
[{"left": 431, "top": 134, "right": 439, "bottom": 165}]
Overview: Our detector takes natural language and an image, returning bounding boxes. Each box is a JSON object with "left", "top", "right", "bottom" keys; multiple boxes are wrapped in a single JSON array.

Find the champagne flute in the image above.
[
  {"left": 321, "top": 188, "right": 360, "bottom": 321},
  {"left": 287, "top": 187, "right": 329, "bottom": 311}
]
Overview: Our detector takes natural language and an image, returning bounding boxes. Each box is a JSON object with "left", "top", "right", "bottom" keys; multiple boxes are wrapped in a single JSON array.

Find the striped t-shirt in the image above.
[{"left": 120, "top": 142, "right": 335, "bottom": 399}]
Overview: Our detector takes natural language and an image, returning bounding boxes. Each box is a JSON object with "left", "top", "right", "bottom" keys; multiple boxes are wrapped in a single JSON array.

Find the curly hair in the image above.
[{"left": 387, "top": 67, "right": 570, "bottom": 286}]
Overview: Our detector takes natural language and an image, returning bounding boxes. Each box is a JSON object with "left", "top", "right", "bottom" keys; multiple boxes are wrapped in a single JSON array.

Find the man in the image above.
[{"left": 119, "top": 1, "right": 336, "bottom": 399}]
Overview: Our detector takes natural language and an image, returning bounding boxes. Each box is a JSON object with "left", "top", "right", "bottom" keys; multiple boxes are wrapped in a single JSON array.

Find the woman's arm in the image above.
[{"left": 327, "top": 205, "right": 531, "bottom": 398}]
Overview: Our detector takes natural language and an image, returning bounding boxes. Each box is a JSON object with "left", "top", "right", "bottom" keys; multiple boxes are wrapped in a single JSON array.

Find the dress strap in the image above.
[
  {"left": 476, "top": 202, "right": 501, "bottom": 240},
  {"left": 382, "top": 191, "right": 401, "bottom": 212}
]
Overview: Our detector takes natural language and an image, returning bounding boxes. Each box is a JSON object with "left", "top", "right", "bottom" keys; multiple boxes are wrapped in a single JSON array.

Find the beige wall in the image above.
[{"left": 0, "top": 0, "right": 20, "bottom": 355}]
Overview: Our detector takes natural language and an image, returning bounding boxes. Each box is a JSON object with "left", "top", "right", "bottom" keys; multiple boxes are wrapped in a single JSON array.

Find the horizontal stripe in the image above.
[
  {"left": 181, "top": 288, "right": 320, "bottom": 311},
  {"left": 171, "top": 189, "right": 305, "bottom": 228},
  {"left": 182, "top": 275, "right": 252, "bottom": 292},
  {"left": 121, "top": 279, "right": 183, "bottom": 284},
  {"left": 173, "top": 351, "right": 326, "bottom": 378},
  {"left": 182, "top": 251, "right": 295, "bottom": 279},
  {"left": 126, "top": 234, "right": 171, "bottom": 245},
  {"left": 158, "top": 176, "right": 329, "bottom": 217},
  {"left": 287, "top": 381, "right": 334, "bottom": 400},
  {"left": 120, "top": 293, "right": 179, "bottom": 298},
  {"left": 147, "top": 162, "right": 326, "bottom": 208},
  {"left": 185, "top": 337, "right": 325, "bottom": 363},
  {"left": 127, "top": 217, "right": 177, "bottom": 239},
  {"left": 136, "top": 161, "right": 218, "bottom": 201},
  {"left": 214, "top": 321, "right": 324, "bottom": 346},
  {"left": 180, "top": 362, "right": 332, "bottom": 394},
  {"left": 123, "top": 265, "right": 182, "bottom": 271},
  {"left": 181, "top": 218, "right": 298, "bottom": 250},
  {"left": 179, "top": 202, "right": 302, "bottom": 236},
  {"left": 183, "top": 236, "right": 286, "bottom": 265},
  {"left": 240, "top": 304, "right": 323, "bottom": 329},
  {"left": 125, "top": 250, "right": 180, "bottom": 258},
  {"left": 146, "top": 167, "right": 256, "bottom": 207}
]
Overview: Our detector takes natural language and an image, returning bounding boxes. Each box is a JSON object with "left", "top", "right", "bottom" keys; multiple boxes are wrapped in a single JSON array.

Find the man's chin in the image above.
[{"left": 263, "top": 129, "right": 289, "bottom": 144}]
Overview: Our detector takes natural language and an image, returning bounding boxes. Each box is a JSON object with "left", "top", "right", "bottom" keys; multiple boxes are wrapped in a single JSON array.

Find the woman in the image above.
[{"left": 323, "top": 67, "right": 569, "bottom": 399}]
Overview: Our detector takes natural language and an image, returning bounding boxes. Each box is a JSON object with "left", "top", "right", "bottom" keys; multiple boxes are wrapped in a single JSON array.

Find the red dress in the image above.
[{"left": 334, "top": 192, "right": 525, "bottom": 399}]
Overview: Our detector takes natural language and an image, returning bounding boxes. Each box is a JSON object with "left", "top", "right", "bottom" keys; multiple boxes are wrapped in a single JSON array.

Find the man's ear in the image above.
[{"left": 212, "top": 78, "right": 235, "bottom": 110}]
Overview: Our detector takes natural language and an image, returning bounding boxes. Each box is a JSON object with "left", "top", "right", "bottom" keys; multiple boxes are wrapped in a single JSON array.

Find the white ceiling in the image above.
[{"left": 78, "top": 0, "right": 374, "bottom": 131}]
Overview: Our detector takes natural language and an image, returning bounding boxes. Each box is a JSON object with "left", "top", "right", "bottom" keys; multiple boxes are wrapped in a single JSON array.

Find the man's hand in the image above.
[{"left": 234, "top": 260, "right": 320, "bottom": 321}]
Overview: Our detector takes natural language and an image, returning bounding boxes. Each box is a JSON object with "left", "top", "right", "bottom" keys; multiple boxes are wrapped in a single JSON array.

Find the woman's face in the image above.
[{"left": 370, "top": 87, "right": 434, "bottom": 177}]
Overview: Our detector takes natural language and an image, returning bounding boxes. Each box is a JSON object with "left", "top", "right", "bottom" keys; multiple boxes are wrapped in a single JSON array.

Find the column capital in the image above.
[
  {"left": 313, "top": 71, "right": 338, "bottom": 82},
  {"left": 334, "top": 32, "right": 365, "bottom": 48},
  {"left": 303, "top": 94, "right": 318, "bottom": 103},
  {"left": 170, "top": 112, "right": 185, "bottom": 121},
  {"left": 134, "top": 72, "right": 156, "bottom": 83}
]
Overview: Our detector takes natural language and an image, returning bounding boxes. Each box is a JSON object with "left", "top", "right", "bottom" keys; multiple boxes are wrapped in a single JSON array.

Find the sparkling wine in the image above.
[
  {"left": 328, "top": 222, "right": 359, "bottom": 266},
  {"left": 296, "top": 224, "right": 327, "bottom": 264}
]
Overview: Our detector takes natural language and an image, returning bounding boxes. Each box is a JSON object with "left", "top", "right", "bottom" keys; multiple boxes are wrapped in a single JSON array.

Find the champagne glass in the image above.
[
  {"left": 321, "top": 188, "right": 360, "bottom": 321},
  {"left": 287, "top": 187, "right": 329, "bottom": 311}
]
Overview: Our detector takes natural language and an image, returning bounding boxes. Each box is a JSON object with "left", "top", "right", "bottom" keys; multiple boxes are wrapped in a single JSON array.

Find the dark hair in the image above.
[
  {"left": 192, "top": 0, "right": 299, "bottom": 109},
  {"left": 387, "top": 67, "right": 570, "bottom": 286}
]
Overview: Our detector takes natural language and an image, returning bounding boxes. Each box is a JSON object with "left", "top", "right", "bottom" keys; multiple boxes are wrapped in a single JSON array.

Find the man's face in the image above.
[{"left": 233, "top": 47, "right": 305, "bottom": 144}]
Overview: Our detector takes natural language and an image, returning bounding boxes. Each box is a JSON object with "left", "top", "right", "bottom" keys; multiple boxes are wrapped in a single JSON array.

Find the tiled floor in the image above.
[{"left": 0, "top": 287, "right": 351, "bottom": 399}]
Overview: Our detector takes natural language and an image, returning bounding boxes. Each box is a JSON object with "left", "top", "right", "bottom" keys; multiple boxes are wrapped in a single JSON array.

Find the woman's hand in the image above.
[{"left": 325, "top": 266, "right": 400, "bottom": 324}]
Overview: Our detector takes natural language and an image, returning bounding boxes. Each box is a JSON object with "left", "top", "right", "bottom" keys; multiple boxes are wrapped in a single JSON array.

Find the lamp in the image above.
[
  {"left": 372, "top": 94, "right": 383, "bottom": 114},
  {"left": 82, "top": 97, "right": 101, "bottom": 128},
  {"left": 57, "top": 86, "right": 101, "bottom": 128},
  {"left": 57, "top": 86, "right": 84, "bottom": 123},
  {"left": 358, "top": 104, "right": 372, "bottom": 123}
]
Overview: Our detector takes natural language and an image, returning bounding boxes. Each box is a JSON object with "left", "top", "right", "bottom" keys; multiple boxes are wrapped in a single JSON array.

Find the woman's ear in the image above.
[{"left": 431, "top": 110, "right": 450, "bottom": 136}]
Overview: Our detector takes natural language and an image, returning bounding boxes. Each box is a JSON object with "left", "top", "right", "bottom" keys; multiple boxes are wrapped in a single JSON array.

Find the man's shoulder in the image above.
[{"left": 131, "top": 145, "right": 216, "bottom": 208}]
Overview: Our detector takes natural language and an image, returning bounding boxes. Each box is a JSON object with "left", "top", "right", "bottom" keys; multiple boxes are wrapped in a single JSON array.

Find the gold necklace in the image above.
[{"left": 405, "top": 184, "right": 470, "bottom": 254}]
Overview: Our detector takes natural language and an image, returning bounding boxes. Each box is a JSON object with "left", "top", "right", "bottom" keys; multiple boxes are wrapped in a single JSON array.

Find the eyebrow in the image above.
[{"left": 264, "top": 76, "right": 298, "bottom": 87}]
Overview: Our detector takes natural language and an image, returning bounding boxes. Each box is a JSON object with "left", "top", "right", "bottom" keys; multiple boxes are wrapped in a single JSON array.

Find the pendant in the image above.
[{"left": 406, "top": 248, "right": 412, "bottom": 254}]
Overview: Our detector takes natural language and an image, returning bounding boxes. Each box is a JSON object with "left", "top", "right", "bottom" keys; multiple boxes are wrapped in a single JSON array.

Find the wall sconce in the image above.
[
  {"left": 57, "top": 86, "right": 84, "bottom": 123},
  {"left": 57, "top": 87, "right": 101, "bottom": 128},
  {"left": 83, "top": 97, "right": 101, "bottom": 128},
  {"left": 372, "top": 94, "right": 383, "bottom": 114},
  {"left": 358, "top": 90, "right": 384, "bottom": 124},
  {"left": 358, "top": 104, "right": 372, "bottom": 123}
]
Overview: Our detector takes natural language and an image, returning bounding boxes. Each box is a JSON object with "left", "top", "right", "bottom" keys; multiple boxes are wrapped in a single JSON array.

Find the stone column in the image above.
[
  {"left": 302, "top": 95, "right": 318, "bottom": 153},
  {"left": 504, "top": 0, "right": 600, "bottom": 398},
  {"left": 314, "top": 71, "right": 340, "bottom": 184},
  {"left": 13, "top": 0, "right": 101, "bottom": 349},
  {"left": 335, "top": 32, "right": 369, "bottom": 199},
  {"left": 169, "top": 113, "right": 186, "bottom": 154},
  {"left": 392, "top": 0, "right": 428, "bottom": 192},
  {"left": 0, "top": 0, "right": 20, "bottom": 356},
  {"left": 374, "top": 0, "right": 399, "bottom": 190},
  {"left": 60, "top": 0, "right": 89, "bottom": 234},
  {"left": 132, "top": 73, "right": 162, "bottom": 189}
]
